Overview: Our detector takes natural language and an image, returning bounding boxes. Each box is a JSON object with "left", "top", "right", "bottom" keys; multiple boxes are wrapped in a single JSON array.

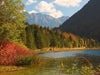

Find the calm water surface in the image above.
[
  {"left": 2, "top": 50, "right": 100, "bottom": 75},
  {"left": 39, "top": 50, "right": 100, "bottom": 58}
]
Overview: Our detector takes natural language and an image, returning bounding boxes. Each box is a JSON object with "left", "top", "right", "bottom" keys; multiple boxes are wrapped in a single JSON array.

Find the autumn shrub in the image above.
[
  {"left": 15, "top": 55, "right": 33, "bottom": 66},
  {"left": 0, "top": 40, "right": 38, "bottom": 66}
]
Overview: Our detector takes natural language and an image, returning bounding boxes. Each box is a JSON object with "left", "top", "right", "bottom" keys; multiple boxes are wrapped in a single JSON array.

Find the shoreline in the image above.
[
  {"left": 0, "top": 48, "right": 100, "bottom": 73},
  {"left": 34, "top": 47, "right": 100, "bottom": 54}
]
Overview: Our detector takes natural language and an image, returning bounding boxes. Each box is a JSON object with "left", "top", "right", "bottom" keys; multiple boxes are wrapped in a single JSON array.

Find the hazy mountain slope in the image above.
[
  {"left": 27, "top": 13, "right": 69, "bottom": 28},
  {"left": 58, "top": 0, "right": 100, "bottom": 41},
  {"left": 58, "top": 16, "right": 69, "bottom": 24}
]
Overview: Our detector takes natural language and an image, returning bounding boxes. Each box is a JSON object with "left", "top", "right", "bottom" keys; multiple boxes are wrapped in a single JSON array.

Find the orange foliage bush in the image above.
[
  {"left": 0, "top": 40, "right": 32, "bottom": 66},
  {"left": 69, "top": 33, "right": 78, "bottom": 41},
  {"left": 57, "top": 30, "right": 62, "bottom": 34},
  {"left": 43, "top": 29, "right": 46, "bottom": 33},
  {"left": 63, "top": 32, "right": 69, "bottom": 39}
]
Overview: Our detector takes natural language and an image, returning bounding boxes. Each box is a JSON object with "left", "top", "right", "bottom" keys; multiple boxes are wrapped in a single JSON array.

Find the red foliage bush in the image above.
[{"left": 0, "top": 40, "right": 32, "bottom": 66}]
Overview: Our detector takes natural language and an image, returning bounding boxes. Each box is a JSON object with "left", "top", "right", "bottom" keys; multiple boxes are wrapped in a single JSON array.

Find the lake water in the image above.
[
  {"left": 2, "top": 50, "right": 100, "bottom": 75},
  {"left": 39, "top": 50, "right": 100, "bottom": 58}
]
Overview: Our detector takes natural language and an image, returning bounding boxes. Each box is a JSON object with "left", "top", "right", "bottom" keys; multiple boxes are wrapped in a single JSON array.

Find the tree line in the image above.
[{"left": 21, "top": 24, "right": 100, "bottom": 50}]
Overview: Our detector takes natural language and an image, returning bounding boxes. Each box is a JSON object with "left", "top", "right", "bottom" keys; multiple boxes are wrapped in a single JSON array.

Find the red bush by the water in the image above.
[{"left": 0, "top": 40, "right": 32, "bottom": 66}]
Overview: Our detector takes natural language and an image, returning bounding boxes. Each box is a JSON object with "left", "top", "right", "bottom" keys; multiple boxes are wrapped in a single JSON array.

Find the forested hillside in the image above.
[
  {"left": 21, "top": 24, "right": 100, "bottom": 50},
  {"left": 58, "top": 0, "right": 100, "bottom": 42}
]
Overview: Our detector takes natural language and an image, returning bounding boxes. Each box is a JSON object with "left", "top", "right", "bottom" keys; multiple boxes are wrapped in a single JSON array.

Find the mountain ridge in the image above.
[
  {"left": 27, "top": 13, "right": 69, "bottom": 28},
  {"left": 57, "top": 0, "right": 100, "bottom": 41}
]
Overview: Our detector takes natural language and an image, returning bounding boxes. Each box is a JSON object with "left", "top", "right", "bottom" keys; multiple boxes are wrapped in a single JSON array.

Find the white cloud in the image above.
[
  {"left": 25, "top": 0, "right": 37, "bottom": 5},
  {"left": 53, "top": 0, "right": 82, "bottom": 7},
  {"left": 50, "top": 10, "right": 63, "bottom": 18},
  {"left": 28, "top": 10, "right": 37, "bottom": 14},
  {"left": 35, "top": 1, "right": 63, "bottom": 18},
  {"left": 35, "top": 1, "right": 54, "bottom": 12}
]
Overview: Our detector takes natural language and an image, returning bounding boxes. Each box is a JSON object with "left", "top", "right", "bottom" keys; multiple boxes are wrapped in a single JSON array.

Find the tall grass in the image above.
[
  {"left": 60, "top": 57, "right": 100, "bottom": 75},
  {"left": 15, "top": 55, "right": 40, "bottom": 66}
]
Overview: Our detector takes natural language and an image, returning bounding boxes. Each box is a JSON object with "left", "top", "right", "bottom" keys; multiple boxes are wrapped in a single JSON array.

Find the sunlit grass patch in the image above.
[{"left": 0, "top": 66, "right": 24, "bottom": 72}]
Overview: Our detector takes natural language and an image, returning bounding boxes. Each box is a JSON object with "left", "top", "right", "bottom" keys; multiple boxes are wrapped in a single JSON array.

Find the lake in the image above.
[{"left": 2, "top": 49, "right": 100, "bottom": 75}]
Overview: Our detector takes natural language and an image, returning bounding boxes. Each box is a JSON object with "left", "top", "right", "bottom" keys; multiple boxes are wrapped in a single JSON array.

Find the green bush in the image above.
[{"left": 15, "top": 55, "right": 40, "bottom": 66}]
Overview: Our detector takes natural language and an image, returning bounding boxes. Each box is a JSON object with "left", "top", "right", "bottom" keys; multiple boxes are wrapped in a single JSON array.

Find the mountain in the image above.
[
  {"left": 58, "top": 0, "right": 100, "bottom": 41},
  {"left": 27, "top": 13, "right": 69, "bottom": 28},
  {"left": 58, "top": 16, "right": 69, "bottom": 23}
]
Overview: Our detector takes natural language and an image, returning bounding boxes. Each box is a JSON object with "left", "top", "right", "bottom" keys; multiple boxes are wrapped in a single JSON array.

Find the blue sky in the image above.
[{"left": 22, "top": 0, "right": 89, "bottom": 18}]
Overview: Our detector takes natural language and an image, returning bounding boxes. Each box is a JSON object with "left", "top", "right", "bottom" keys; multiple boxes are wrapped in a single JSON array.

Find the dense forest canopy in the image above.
[{"left": 22, "top": 24, "right": 100, "bottom": 50}]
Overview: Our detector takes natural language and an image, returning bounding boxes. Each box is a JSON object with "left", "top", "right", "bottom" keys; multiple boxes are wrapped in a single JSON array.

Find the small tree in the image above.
[{"left": 50, "top": 38, "right": 57, "bottom": 50}]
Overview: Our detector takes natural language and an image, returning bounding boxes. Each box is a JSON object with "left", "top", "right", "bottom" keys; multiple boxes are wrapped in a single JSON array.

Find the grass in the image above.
[
  {"left": 15, "top": 55, "right": 40, "bottom": 66},
  {"left": 0, "top": 47, "right": 100, "bottom": 74},
  {"left": 0, "top": 57, "right": 100, "bottom": 75},
  {"left": 0, "top": 66, "right": 24, "bottom": 72}
]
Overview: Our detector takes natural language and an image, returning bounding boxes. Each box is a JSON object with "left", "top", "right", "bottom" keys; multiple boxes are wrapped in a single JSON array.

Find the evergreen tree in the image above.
[
  {"left": 69, "top": 36, "right": 73, "bottom": 42},
  {"left": 50, "top": 36, "right": 57, "bottom": 50},
  {"left": 33, "top": 25, "right": 45, "bottom": 49},
  {"left": 25, "top": 26, "right": 36, "bottom": 49},
  {"left": 78, "top": 39, "right": 83, "bottom": 47},
  {"left": 73, "top": 41, "right": 77, "bottom": 47}
]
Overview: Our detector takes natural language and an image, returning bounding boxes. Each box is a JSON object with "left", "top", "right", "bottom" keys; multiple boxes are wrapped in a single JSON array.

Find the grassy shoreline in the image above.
[
  {"left": 34, "top": 47, "right": 100, "bottom": 54},
  {"left": 0, "top": 66, "right": 25, "bottom": 73},
  {"left": 0, "top": 47, "right": 100, "bottom": 73}
]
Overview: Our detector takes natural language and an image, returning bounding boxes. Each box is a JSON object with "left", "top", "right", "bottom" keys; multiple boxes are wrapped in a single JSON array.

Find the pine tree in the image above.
[
  {"left": 73, "top": 41, "right": 77, "bottom": 47},
  {"left": 25, "top": 26, "right": 36, "bottom": 50},
  {"left": 50, "top": 34, "right": 57, "bottom": 50},
  {"left": 33, "top": 25, "right": 45, "bottom": 49}
]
